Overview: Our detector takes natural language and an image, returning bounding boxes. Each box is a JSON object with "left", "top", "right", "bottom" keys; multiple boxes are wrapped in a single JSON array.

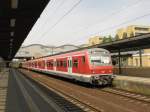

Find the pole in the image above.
[
  {"left": 139, "top": 49, "right": 142, "bottom": 67},
  {"left": 118, "top": 49, "right": 121, "bottom": 74}
]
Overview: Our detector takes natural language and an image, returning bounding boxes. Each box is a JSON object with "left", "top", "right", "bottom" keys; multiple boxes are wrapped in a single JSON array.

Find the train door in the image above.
[
  {"left": 68, "top": 57, "right": 72, "bottom": 74},
  {"left": 72, "top": 57, "right": 79, "bottom": 73},
  {"left": 54, "top": 59, "right": 56, "bottom": 71},
  {"left": 79, "top": 56, "right": 86, "bottom": 74}
]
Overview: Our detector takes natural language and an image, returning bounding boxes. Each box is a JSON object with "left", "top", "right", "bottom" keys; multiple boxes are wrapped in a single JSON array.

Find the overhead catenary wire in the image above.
[
  {"left": 37, "top": 0, "right": 142, "bottom": 44},
  {"left": 70, "top": 12, "right": 150, "bottom": 44},
  {"left": 69, "top": 0, "right": 142, "bottom": 36},
  {"left": 37, "top": 0, "right": 82, "bottom": 43},
  {"left": 38, "top": 0, "right": 66, "bottom": 31},
  {"left": 30, "top": 0, "right": 66, "bottom": 37}
]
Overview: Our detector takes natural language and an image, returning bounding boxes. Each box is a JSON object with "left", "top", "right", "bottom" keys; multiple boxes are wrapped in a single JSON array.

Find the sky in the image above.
[{"left": 22, "top": 0, "right": 150, "bottom": 46}]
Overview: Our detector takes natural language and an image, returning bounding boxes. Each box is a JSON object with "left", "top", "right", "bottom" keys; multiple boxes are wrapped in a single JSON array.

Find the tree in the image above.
[
  {"left": 102, "top": 35, "right": 113, "bottom": 43},
  {"left": 108, "top": 35, "right": 113, "bottom": 42},
  {"left": 102, "top": 36, "right": 108, "bottom": 43},
  {"left": 115, "top": 34, "right": 119, "bottom": 40},
  {"left": 123, "top": 32, "right": 127, "bottom": 39}
]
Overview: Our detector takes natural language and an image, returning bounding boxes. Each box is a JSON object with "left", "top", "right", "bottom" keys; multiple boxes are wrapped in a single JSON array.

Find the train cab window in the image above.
[
  {"left": 73, "top": 59, "right": 78, "bottom": 68},
  {"left": 82, "top": 56, "right": 85, "bottom": 64}
]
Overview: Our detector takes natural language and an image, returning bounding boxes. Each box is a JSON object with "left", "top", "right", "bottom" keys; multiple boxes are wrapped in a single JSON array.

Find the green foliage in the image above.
[
  {"left": 102, "top": 35, "right": 113, "bottom": 43},
  {"left": 123, "top": 32, "right": 127, "bottom": 39},
  {"left": 115, "top": 34, "right": 119, "bottom": 40}
]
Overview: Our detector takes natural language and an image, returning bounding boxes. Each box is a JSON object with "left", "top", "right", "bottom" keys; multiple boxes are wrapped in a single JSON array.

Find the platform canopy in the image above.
[
  {"left": 0, "top": 0, "right": 50, "bottom": 60},
  {"left": 93, "top": 33, "right": 150, "bottom": 53}
]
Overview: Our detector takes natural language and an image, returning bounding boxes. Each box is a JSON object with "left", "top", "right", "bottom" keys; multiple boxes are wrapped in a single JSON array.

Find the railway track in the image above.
[
  {"left": 37, "top": 80, "right": 102, "bottom": 112},
  {"left": 19, "top": 69, "right": 150, "bottom": 112},
  {"left": 101, "top": 88, "right": 150, "bottom": 104},
  {"left": 20, "top": 70, "right": 102, "bottom": 112}
]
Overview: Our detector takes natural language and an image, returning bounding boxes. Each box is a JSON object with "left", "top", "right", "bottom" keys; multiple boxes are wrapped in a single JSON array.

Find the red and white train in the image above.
[{"left": 22, "top": 48, "right": 114, "bottom": 85}]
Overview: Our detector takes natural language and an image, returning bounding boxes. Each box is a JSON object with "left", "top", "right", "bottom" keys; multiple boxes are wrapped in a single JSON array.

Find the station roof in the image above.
[
  {"left": 0, "top": 0, "right": 50, "bottom": 60},
  {"left": 93, "top": 33, "right": 150, "bottom": 53},
  {"left": 34, "top": 33, "right": 150, "bottom": 59},
  {"left": 47, "top": 33, "right": 150, "bottom": 57}
]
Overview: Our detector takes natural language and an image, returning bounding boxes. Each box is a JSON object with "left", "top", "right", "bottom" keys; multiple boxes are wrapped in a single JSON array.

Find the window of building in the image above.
[{"left": 135, "top": 27, "right": 149, "bottom": 31}]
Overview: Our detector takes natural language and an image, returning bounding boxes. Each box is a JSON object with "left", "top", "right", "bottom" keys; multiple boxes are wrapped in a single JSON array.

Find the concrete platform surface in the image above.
[
  {"left": 0, "top": 69, "right": 9, "bottom": 112},
  {"left": 113, "top": 75, "right": 150, "bottom": 96}
]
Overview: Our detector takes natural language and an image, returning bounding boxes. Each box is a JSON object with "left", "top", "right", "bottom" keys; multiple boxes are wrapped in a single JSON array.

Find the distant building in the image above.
[
  {"left": 79, "top": 44, "right": 89, "bottom": 48},
  {"left": 116, "top": 25, "right": 150, "bottom": 40},
  {"left": 115, "top": 25, "right": 150, "bottom": 67},
  {"left": 131, "top": 49, "right": 150, "bottom": 67},
  {"left": 116, "top": 28, "right": 126, "bottom": 39},
  {"left": 126, "top": 25, "right": 150, "bottom": 37},
  {"left": 88, "top": 36, "right": 103, "bottom": 46},
  {"left": 15, "top": 44, "right": 79, "bottom": 58}
]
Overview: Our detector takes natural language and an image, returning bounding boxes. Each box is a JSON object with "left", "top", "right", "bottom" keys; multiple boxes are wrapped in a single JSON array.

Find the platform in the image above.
[
  {"left": 1, "top": 68, "right": 83, "bottom": 112},
  {"left": 0, "top": 69, "right": 8, "bottom": 112},
  {"left": 113, "top": 75, "right": 150, "bottom": 96}
]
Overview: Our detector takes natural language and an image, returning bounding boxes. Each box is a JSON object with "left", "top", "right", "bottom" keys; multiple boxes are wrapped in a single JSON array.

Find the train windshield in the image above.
[{"left": 89, "top": 50, "right": 111, "bottom": 66}]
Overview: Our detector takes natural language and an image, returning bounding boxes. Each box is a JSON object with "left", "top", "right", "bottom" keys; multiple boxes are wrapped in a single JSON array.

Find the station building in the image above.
[
  {"left": 116, "top": 25, "right": 150, "bottom": 39},
  {"left": 130, "top": 49, "right": 150, "bottom": 67},
  {"left": 116, "top": 49, "right": 150, "bottom": 67},
  {"left": 88, "top": 36, "right": 103, "bottom": 46},
  {"left": 115, "top": 25, "right": 150, "bottom": 67}
]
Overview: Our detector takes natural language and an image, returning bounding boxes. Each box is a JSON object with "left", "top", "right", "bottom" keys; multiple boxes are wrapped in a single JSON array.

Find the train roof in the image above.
[{"left": 27, "top": 47, "right": 109, "bottom": 61}]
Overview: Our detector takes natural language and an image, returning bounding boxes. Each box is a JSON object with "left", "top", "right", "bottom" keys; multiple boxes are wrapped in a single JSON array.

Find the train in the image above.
[{"left": 21, "top": 48, "right": 114, "bottom": 86}]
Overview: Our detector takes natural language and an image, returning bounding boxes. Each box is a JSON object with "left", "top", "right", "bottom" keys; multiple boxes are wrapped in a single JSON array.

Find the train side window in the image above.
[
  {"left": 51, "top": 61, "right": 54, "bottom": 67},
  {"left": 82, "top": 56, "right": 85, "bottom": 64},
  {"left": 46, "top": 62, "right": 50, "bottom": 67},
  {"left": 73, "top": 59, "right": 78, "bottom": 68},
  {"left": 63, "top": 60, "right": 67, "bottom": 67},
  {"left": 60, "top": 61, "right": 63, "bottom": 67},
  {"left": 58, "top": 61, "right": 60, "bottom": 67},
  {"left": 53, "top": 61, "right": 56, "bottom": 66},
  {"left": 56, "top": 61, "right": 59, "bottom": 67}
]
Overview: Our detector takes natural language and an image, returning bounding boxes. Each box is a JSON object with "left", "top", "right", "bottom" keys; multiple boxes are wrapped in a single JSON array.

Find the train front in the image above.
[{"left": 88, "top": 48, "right": 114, "bottom": 86}]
